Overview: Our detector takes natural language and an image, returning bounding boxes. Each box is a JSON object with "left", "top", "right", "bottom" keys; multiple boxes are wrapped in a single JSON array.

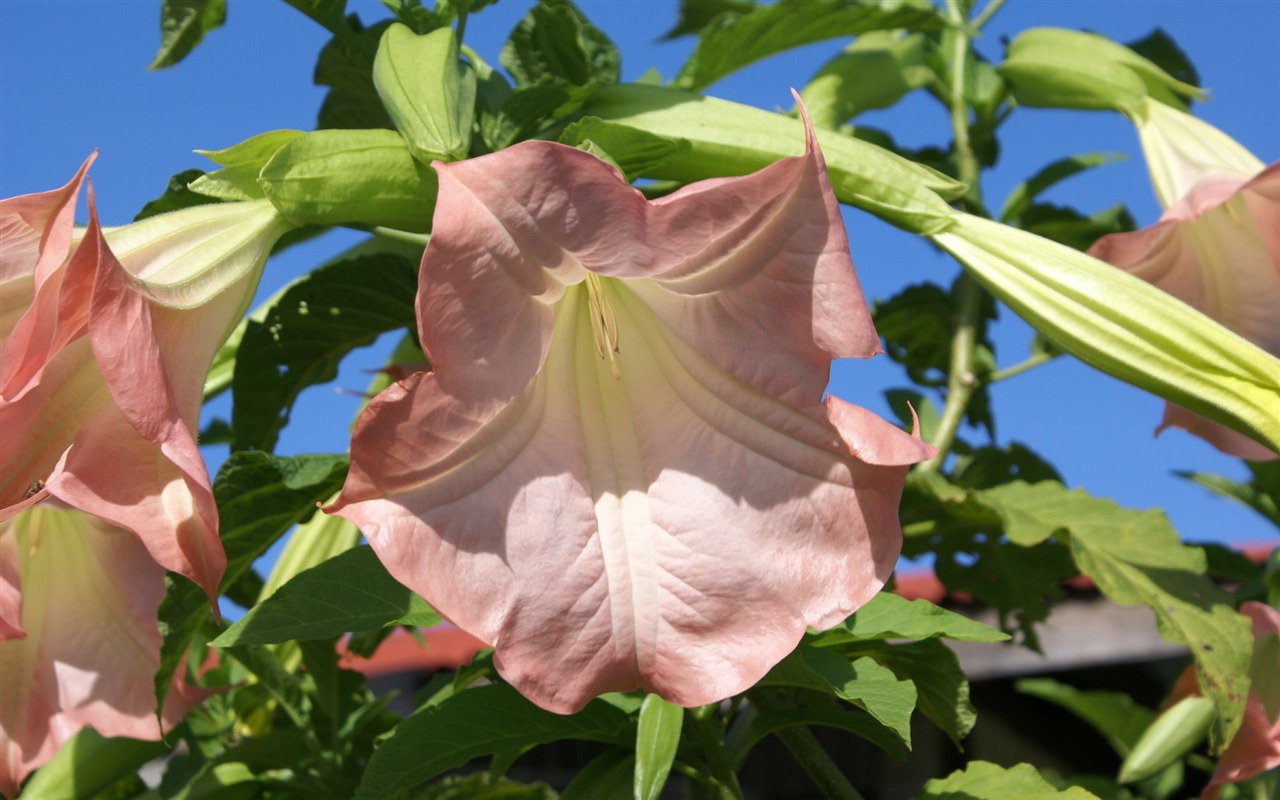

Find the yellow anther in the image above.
[{"left": 585, "top": 273, "right": 622, "bottom": 379}]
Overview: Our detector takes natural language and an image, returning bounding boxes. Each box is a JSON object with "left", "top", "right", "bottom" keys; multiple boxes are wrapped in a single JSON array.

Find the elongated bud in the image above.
[
  {"left": 1118, "top": 696, "right": 1215, "bottom": 783},
  {"left": 373, "top": 23, "right": 476, "bottom": 165},
  {"left": 932, "top": 213, "right": 1280, "bottom": 457},
  {"left": 258, "top": 129, "right": 438, "bottom": 232},
  {"left": 999, "top": 27, "right": 1204, "bottom": 114},
  {"left": 582, "top": 83, "right": 961, "bottom": 234}
]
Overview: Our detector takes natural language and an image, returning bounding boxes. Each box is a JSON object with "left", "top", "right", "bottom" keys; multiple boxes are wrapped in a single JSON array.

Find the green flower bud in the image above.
[
  {"left": 258, "top": 129, "right": 437, "bottom": 232},
  {"left": 373, "top": 23, "right": 476, "bottom": 164},
  {"left": 583, "top": 83, "right": 961, "bottom": 233},
  {"left": 932, "top": 213, "right": 1280, "bottom": 456},
  {"left": 999, "top": 27, "right": 1204, "bottom": 114}
]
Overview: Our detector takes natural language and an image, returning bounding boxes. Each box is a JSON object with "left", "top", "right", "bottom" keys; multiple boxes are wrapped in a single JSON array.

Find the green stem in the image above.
[
  {"left": 987, "top": 351, "right": 1060, "bottom": 384},
  {"left": 456, "top": 3, "right": 470, "bottom": 45},
  {"left": 746, "top": 691, "right": 865, "bottom": 800},
  {"left": 688, "top": 705, "right": 745, "bottom": 800},
  {"left": 920, "top": 275, "right": 981, "bottom": 471},
  {"left": 921, "top": 0, "right": 987, "bottom": 472},
  {"left": 971, "top": 0, "right": 1008, "bottom": 31}
]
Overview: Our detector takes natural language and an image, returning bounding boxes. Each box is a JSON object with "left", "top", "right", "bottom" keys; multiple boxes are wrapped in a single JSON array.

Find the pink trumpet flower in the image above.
[
  {"left": 327, "top": 100, "right": 935, "bottom": 713},
  {"left": 0, "top": 157, "right": 290, "bottom": 795},
  {"left": 1089, "top": 100, "right": 1280, "bottom": 460}
]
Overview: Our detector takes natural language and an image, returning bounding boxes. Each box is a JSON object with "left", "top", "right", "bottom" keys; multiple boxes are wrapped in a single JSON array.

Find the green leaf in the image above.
[
  {"left": 901, "top": 473, "right": 1075, "bottom": 647},
  {"left": 1125, "top": 28, "right": 1201, "bottom": 108},
  {"left": 661, "top": 0, "right": 755, "bottom": 40},
  {"left": 14, "top": 728, "right": 167, "bottom": 800},
  {"left": 812, "top": 592, "right": 1009, "bottom": 646},
  {"left": 133, "top": 169, "right": 223, "bottom": 222},
  {"left": 950, "top": 442, "right": 1062, "bottom": 491},
  {"left": 916, "top": 761, "right": 1101, "bottom": 799},
  {"left": 733, "top": 699, "right": 907, "bottom": 763},
  {"left": 999, "top": 153, "right": 1125, "bottom": 224},
  {"left": 1017, "top": 202, "right": 1136, "bottom": 252},
  {"left": 355, "top": 684, "right": 629, "bottom": 799},
  {"left": 230, "top": 252, "right": 417, "bottom": 452},
  {"left": 763, "top": 646, "right": 916, "bottom": 745},
  {"left": 978, "top": 481, "right": 1254, "bottom": 750},
  {"left": 150, "top": 0, "right": 226, "bottom": 70},
  {"left": 583, "top": 83, "right": 963, "bottom": 233},
  {"left": 314, "top": 18, "right": 395, "bottom": 130},
  {"left": 634, "top": 695, "right": 682, "bottom": 800},
  {"left": 873, "top": 280, "right": 997, "bottom": 434},
  {"left": 213, "top": 546, "right": 439, "bottom": 646},
  {"left": 409, "top": 773, "right": 559, "bottom": 800},
  {"left": 851, "top": 639, "right": 978, "bottom": 746},
  {"left": 672, "top": 0, "right": 941, "bottom": 91},
  {"left": 559, "top": 117, "right": 692, "bottom": 180},
  {"left": 1178, "top": 461, "right": 1280, "bottom": 530},
  {"left": 225, "top": 644, "right": 305, "bottom": 715},
  {"left": 500, "top": 0, "right": 620, "bottom": 88},
  {"left": 800, "top": 31, "right": 934, "bottom": 128},
  {"left": 154, "top": 453, "right": 348, "bottom": 717},
  {"left": 561, "top": 750, "right": 634, "bottom": 800},
  {"left": 1016, "top": 678, "right": 1155, "bottom": 758}
]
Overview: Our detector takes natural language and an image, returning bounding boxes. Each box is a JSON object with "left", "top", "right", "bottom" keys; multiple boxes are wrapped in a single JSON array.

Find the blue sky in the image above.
[{"left": 2, "top": 0, "right": 1278, "bottom": 548}]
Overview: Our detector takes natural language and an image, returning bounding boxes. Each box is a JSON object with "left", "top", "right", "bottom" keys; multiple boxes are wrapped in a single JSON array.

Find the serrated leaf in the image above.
[
  {"left": 1016, "top": 678, "right": 1155, "bottom": 758},
  {"left": 800, "top": 31, "right": 933, "bottom": 128},
  {"left": 812, "top": 592, "right": 1009, "bottom": 646},
  {"left": 873, "top": 279, "right": 997, "bottom": 435},
  {"left": 978, "top": 481, "right": 1253, "bottom": 750},
  {"left": 901, "top": 474, "right": 1075, "bottom": 647},
  {"left": 634, "top": 695, "right": 682, "bottom": 800},
  {"left": 999, "top": 153, "right": 1125, "bottom": 224},
  {"left": 763, "top": 646, "right": 916, "bottom": 745},
  {"left": 230, "top": 252, "right": 418, "bottom": 452},
  {"left": 355, "top": 684, "right": 629, "bottom": 799},
  {"left": 314, "top": 18, "right": 395, "bottom": 130},
  {"left": 661, "top": 0, "right": 755, "bottom": 39},
  {"left": 733, "top": 700, "right": 907, "bottom": 763},
  {"left": 916, "top": 761, "right": 1101, "bottom": 799},
  {"left": 1018, "top": 202, "right": 1136, "bottom": 252},
  {"left": 154, "top": 453, "right": 348, "bottom": 717},
  {"left": 1125, "top": 28, "right": 1201, "bottom": 108},
  {"left": 851, "top": 639, "right": 977, "bottom": 746},
  {"left": 672, "top": 0, "right": 941, "bottom": 91},
  {"left": 500, "top": 0, "right": 620, "bottom": 88},
  {"left": 150, "top": 0, "right": 226, "bottom": 69},
  {"left": 214, "top": 546, "right": 439, "bottom": 646},
  {"left": 950, "top": 442, "right": 1062, "bottom": 491},
  {"left": 1178, "top": 461, "right": 1280, "bottom": 530}
]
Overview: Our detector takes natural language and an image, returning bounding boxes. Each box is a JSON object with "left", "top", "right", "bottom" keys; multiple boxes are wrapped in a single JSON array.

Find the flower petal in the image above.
[
  {"left": 0, "top": 508, "right": 203, "bottom": 797},
  {"left": 0, "top": 154, "right": 95, "bottom": 402},
  {"left": 331, "top": 106, "right": 931, "bottom": 712}
]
